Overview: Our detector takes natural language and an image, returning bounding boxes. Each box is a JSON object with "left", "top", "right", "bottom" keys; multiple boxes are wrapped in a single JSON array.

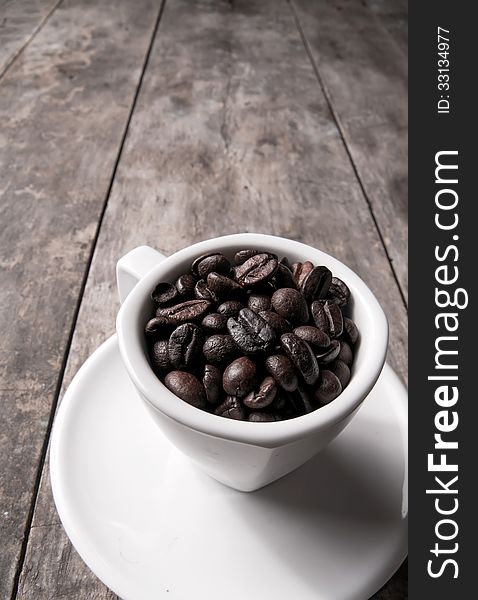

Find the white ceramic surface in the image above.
[
  {"left": 50, "top": 335, "right": 408, "bottom": 600},
  {"left": 116, "top": 234, "right": 389, "bottom": 491}
]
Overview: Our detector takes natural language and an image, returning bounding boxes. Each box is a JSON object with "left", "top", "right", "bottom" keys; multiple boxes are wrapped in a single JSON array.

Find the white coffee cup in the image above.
[{"left": 116, "top": 233, "right": 388, "bottom": 492}]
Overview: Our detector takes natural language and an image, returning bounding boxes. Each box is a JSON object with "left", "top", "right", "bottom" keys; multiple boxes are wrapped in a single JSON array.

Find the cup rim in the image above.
[{"left": 116, "top": 233, "right": 388, "bottom": 448}]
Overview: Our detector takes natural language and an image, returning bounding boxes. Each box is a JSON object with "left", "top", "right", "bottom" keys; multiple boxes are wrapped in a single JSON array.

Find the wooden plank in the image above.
[
  {"left": 17, "top": 0, "right": 407, "bottom": 598},
  {"left": 292, "top": 0, "right": 408, "bottom": 300},
  {"left": 0, "top": 1, "right": 162, "bottom": 598},
  {"left": 0, "top": 0, "right": 62, "bottom": 78},
  {"left": 365, "top": 0, "right": 408, "bottom": 56}
]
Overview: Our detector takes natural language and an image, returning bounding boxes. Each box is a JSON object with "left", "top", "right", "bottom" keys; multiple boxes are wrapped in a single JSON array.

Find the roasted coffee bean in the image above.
[
  {"left": 192, "top": 252, "right": 230, "bottom": 277},
  {"left": 337, "top": 341, "right": 353, "bottom": 367},
  {"left": 330, "top": 359, "right": 351, "bottom": 389},
  {"left": 259, "top": 310, "right": 292, "bottom": 335},
  {"left": 265, "top": 354, "right": 298, "bottom": 392},
  {"left": 164, "top": 371, "right": 206, "bottom": 408},
  {"left": 271, "top": 288, "right": 309, "bottom": 324},
  {"left": 168, "top": 323, "right": 204, "bottom": 369},
  {"left": 227, "top": 308, "right": 276, "bottom": 354},
  {"left": 223, "top": 356, "right": 257, "bottom": 397},
  {"left": 150, "top": 339, "right": 171, "bottom": 373},
  {"left": 327, "top": 277, "right": 350, "bottom": 307},
  {"left": 176, "top": 274, "right": 197, "bottom": 297},
  {"left": 151, "top": 282, "right": 178, "bottom": 305},
  {"left": 280, "top": 333, "right": 320, "bottom": 385},
  {"left": 201, "top": 312, "right": 228, "bottom": 333},
  {"left": 194, "top": 279, "right": 218, "bottom": 303},
  {"left": 293, "top": 325, "right": 330, "bottom": 349},
  {"left": 156, "top": 299, "right": 211, "bottom": 324},
  {"left": 248, "top": 412, "right": 281, "bottom": 422},
  {"left": 217, "top": 300, "right": 244, "bottom": 317},
  {"left": 207, "top": 272, "right": 243, "bottom": 299},
  {"left": 315, "top": 339, "right": 341, "bottom": 365},
  {"left": 203, "top": 364, "right": 223, "bottom": 405},
  {"left": 295, "top": 383, "right": 314, "bottom": 413},
  {"left": 145, "top": 316, "right": 170, "bottom": 336},
  {"left": 233, "top": 253, "right": 278, "bottom": 287},
  {"left": 234, "top": 249, "right": 263, "bottom": 265},
  {"left": 215, "top": 396, "right": 245, "bottom": 420},
  {"left": 202, "top": 334, "right": 239, "bottom": 364},
  {"left": 343, "top": 317, "right": 359, "bottom": 345},
  {"left": 248, "top": 294, "right": 271, "bottom": 312},
  {"left": 314, "top": 371, "right": 342, "bottom": 405},
  {"left": 291, "top": 261, "right": 313, "bottom": 287},
  {"left": 301, "top": 266, "right": 332, "bottom": 302},
  {"left": 274, "top": 262, "right": 297, "bottom": 289},
  {"left": 243, "top": 376, "right": 277, "bottom": 409},
  {"left": 311, "top": 300, "right": 343, "bottom": 338}
]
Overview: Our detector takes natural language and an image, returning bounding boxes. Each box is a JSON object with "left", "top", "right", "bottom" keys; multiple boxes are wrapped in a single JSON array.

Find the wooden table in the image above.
[{"left": 0, "top": 0, "right": 408, "bottom": 598}]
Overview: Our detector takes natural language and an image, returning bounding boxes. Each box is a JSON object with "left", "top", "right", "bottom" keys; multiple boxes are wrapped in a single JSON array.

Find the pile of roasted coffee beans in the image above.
[{"left": 144, "top": 250, "right": 359, "bottom": 422}]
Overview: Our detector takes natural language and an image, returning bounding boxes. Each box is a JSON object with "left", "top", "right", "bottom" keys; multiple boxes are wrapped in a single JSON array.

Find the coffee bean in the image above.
[
  {"left": 150, "top": 339, "right": 171, "bottom": 373},
  {"left": 164, "top": 371, "right": 206, "bottom": 408},
  {"left": 315, "top": 339, "right": 341, "bottom": 365},
  {"left": 314, "top": 371, "right": 342, "bottom": 405},
  {"left": 248, "top": 294, "right": 271, "bottom": 312},
  {"left": 337, "top": 341, "right": 353, "bottom": 367},
  {"left": 343, "top": 317, "right": 359, "bottom": 345},
  {"left": 203, "top": 364, "right": 223, "bottom": 405},
  {"left": 156, "top": 299, "right": 211, "bottom": 324},
  {"left": 168, "top": 323, "right": 204, "bottom": 369},
  {"left": 234, "top": 249, "right": 263, "bottom": 265},
  {"left": 243, "top": 376, "right": 277, "bottom": 409},
  {"left": 248, "top": 412, "right": 281, "bottom": 422},
  {"left": 151, "top": 282, "right": 178, "bottom": 305},
  {"left": 295, "top": 383, "right": 314, "bottom": 413},
  {"left": 259, "top": 311, "right": 292, "bottom": 335},
  {"left": 274, "top": 262, "right": 297, "bottom": 289},
  {"left": 223, "top": 357, "right": 257, "bottom": 398},
  {"left": 215, "top": 396, "right": 245, "bottom": 420},
  {"left": 325, "top": 302, "right": 343, "bottom": 338},
  {"left": 300, "top": 266, "right": 332, "bottom": 302},
  {"left": 201, "top": 312, "right": 228, "bottom": 333},
  {"left": 207, "top": 272, "right": 243, "bottom": 299},
  {"left": 293, "top": 325, "right": 330, "bottom": 349},
  {"left": 202, "top": 334, "right": 239, "bottom": 364},
  {"left": 176, "top": 274, "right": 197, "bottom": 297},
  {"left": 233, "top": 253, "right": 278, "bottom": 287},
  {"left": 145, "top": 316, "right": 170, "bottom": 336},
  {"left": 330, "top": 359, "right": 351, "bottom": 389},
  {"left": 217, "top": 300, "right": 244, "bottom": 317},
  {"left": 192, "top": 252, "right": 231, "bottom": 277},
  {"left": 291, "top": 261, "right": 313, "bottom": 287},
  {"left": 311, "top": 300, "right": 343, "bottom": 338},
  {"left": 280, "top": 333, "right": 319, "bottom": 385},
  {"left": 327, "top": 277, "right": 350, "bottom": 307},
  {"left": 271, "top": 288, "right": 309, "bottom": 324},
  {"left": 227, "top": 308, "right": 276, "bottom": 354},
  {"left": 265, "top": 354, "right": 298, "bottom": 392},
  {"left": 194, "top": 279, "right": 218, "bottom": 303}
]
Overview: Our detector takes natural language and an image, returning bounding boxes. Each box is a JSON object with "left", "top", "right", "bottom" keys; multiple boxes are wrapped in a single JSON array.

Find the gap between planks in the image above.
[
  {"left": 0, "top": 0, "right": 64, "bottom": 82},
  {"left": 9, "top": 2, "right": 168, "bottom": 598},
  {"left": 289, "top": 0, "right": 408, "bottom": 312}
]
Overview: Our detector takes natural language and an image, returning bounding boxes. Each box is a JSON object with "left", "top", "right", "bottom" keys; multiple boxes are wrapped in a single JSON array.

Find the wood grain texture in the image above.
[
  {"left": 365, "top": 0, "right": 408, "bottom": 56},
  {"left": 0, "top": 0, "right": 161, "bottom": 598},
  {"left": 0, "top": 0, "right": 62, "bottom": 78},
  {"left": 292, "top": 0, "right": 408, "bottom": 300},
  {"left": 17, "top": 0, "right": 407, "bottom": 598}
]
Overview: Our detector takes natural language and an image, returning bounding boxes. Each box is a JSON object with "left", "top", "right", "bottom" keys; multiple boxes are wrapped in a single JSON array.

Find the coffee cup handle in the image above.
[{"left": 116, "top": 245, "right": 167, "bottom": 303}]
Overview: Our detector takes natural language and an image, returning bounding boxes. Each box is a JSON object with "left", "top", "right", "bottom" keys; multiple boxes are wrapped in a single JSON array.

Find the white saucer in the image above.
[{"left": 51, "top": 335, "right": 407, "bottom": 600}]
